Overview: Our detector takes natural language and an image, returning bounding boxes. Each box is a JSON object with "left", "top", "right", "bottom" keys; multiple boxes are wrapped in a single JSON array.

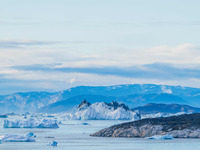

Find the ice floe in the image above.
[
  {"left": 0, "top": 134, "right": 36, "bottom": 142},
  {"left": 47, "top": 141, "right": 58, "bottom": 146},
  {"left": 24, "top": 132, "right": 36, "bottom": 137},
  {"left": 146, "top": 135, "right": 174, "bottom": 140}
]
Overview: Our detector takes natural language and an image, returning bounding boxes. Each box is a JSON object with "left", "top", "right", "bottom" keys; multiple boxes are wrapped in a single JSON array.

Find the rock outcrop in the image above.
[{"left": 91, "top": 113, "right": 200, "bottom": 138}]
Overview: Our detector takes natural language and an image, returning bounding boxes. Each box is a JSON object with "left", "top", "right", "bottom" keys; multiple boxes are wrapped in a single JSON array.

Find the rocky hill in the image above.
[{"left": 91, "top": 113, "right": 200, "bottom": 138}]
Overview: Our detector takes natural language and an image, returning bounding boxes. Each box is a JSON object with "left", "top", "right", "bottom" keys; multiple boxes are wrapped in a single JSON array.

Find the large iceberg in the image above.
[
  {"left": 0, "top": 134, "right": 36, "bottom": 142},
  {"left": 69, "top": 100, "right": 141, "bottom": 120},
  {"left": 3, "top": 118, "right": 59, "bottom": 128},
  {"left": 146, "top": 135, "right": 174, "bottom": 140}
]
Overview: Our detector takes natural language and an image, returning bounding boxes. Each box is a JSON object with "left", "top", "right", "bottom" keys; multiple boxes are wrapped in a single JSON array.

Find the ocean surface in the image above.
[{"left": 0, "top": 118, "right": 200, "bottom": 150}]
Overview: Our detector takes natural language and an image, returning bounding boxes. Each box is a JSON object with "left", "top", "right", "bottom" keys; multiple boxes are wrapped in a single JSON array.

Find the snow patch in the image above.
[{"left": 162, "top": 86, "right": 172, "bottom": 94}]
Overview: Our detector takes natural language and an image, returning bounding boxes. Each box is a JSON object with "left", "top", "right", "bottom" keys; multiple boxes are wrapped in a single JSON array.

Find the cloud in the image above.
[
  {"left": 2, "top": 67, "right": 200, "bottom": 95},
  {"left": 2, "top": 62, "right": 200, "bottom": 94},
  {"left": 11, "top": 63, "right": 200, "bottom": 80},
  {"left": 0, "top": 39, "right": 60, "bottom": 49},
  {"left": 1, "top": 43, "right": 200, "bottom": 67},
  {"left": 1, "top": 43, "right": 200, "bottom": 94}
]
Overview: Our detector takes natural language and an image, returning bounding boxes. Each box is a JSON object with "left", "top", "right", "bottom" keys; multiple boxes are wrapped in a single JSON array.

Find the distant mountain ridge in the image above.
[
  {"left": 37, "top": 95, "right": 116, "bottom": 113},
  {"left": 1, "top": 84, "right": 200, "bottom": 113},
  {"left": 132, "top": 103, "right": 200, "bottom": 115}
]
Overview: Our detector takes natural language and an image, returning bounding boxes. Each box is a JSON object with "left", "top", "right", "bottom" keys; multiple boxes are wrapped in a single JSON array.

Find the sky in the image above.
[{"left": 1, "top": 0, "right": 200, "bottom": 94}]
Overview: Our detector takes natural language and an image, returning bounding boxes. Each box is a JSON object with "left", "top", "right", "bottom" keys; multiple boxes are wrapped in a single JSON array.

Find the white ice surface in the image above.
[
  {"left": 69, "top": 102, "right": 140, "bottom": 120},
  {"left": 147, "top": 135, "right": 174, "bottom": 140},
  {"left": 0, "top": 134, "right": 36, "bottom": 142},
  {"left": 3, "top": 118, "right": 59, "bottom": 128}
]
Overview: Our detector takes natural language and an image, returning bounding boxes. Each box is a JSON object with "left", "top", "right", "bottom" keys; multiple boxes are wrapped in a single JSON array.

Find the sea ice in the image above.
[
  {"left": 77, "top": 122, "right": 90, "bottom": 125},
  {"left": 146, "top": 135, "right": 174, "bottom": 140}
]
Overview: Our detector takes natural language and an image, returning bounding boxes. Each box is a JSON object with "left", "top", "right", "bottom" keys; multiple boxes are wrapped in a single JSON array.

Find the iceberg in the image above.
[
  {"left": 24, "top": 132, "right": 36, "bottom": 137},
  {"left": 70, "top": 101, "right": 141, "bottom": 120},
  {"left": 76, "top": 122, "right": 90, "bottom": 125},
  {"left": 81, "top": 122, "right": 90, "bottom": 125},
  {"left": 146, "top": 135, "right": 174, "bottom": 140},
  {"left": 3, "top": 118, "right": 59, "bottom": 128},
  {"left": 0, "top": 134, "right": 36, "bottom": 142},
  {"left": 47, "top": 141, "right": 58, "bottom": 146}
]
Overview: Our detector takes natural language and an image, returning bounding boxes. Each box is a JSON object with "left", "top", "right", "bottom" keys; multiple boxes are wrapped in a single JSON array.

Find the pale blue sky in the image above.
[
  {"left": 1, "top": 0, "right": 200, "bottom": 47},
  {"left": 0, "top": 0, "right": 200, "bottom": 94}
]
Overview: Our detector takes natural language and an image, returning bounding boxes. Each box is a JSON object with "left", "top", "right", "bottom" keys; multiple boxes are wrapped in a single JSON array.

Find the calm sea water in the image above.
[{"left": 0, "top": 118, "right": 200, "bottom": 150}]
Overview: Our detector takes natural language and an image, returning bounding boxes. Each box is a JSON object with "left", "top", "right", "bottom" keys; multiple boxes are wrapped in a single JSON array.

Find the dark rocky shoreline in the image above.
[{"left": 91, "top": 113, "right": 200, "bottom": 138}]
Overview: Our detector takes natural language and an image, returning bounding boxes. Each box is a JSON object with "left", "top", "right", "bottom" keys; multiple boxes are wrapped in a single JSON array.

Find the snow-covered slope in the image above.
[
  {"left": 0, "top": 92, "right": 63, "bottom": 113},
  {"left": 69, "top": 100, "right": 141, "bottom": 120}
]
